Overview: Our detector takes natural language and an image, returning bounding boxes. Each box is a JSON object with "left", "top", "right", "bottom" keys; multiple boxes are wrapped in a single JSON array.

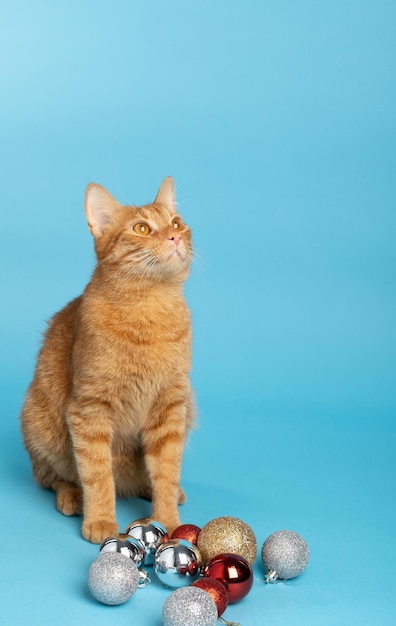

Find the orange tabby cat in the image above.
[{"left": 21, "top": 177, "right": 194, "bottom": 543}]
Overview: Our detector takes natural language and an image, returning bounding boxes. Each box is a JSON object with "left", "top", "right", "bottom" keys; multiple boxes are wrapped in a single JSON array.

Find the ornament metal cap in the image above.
[
  {"left": 138, "top": 569, "right": 151, "bottom": 588},
  {"left": 264, "top": 568, "right": 280, "bottom": 584}
]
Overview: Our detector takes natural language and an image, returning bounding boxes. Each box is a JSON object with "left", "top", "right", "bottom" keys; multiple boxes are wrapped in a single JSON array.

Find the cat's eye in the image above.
[
  {"left": 133, "top": 222, "right": 151, "bottom": 236},
  {"left": 172, "top": 218, "right": 182, "bottom": 230}
]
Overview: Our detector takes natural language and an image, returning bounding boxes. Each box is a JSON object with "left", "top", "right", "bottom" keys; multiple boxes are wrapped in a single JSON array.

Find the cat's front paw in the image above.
[
  {"left": 82, "top": 520, "right": 119, "bottom": 544},
  {"left": 152, "top": 516, "right": 181, "bottom": 538}
]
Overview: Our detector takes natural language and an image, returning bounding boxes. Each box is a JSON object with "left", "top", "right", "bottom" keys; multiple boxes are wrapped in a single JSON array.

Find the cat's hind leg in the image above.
[
  {"left": 30, "top": 458, "right": 82, "bottom": 516},
  {"left": 54, "top": 480, "right": 83, "bottom": 516}
]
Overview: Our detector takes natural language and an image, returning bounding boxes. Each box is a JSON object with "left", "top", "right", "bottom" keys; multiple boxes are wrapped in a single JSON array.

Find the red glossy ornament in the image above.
[
  {"left": 170, "top": 524, "right": 201, "bottom": 546},
  {"left": 204, "top": 553, "right": 253, "bottom": 603},
  {"left": 192, "top": 577, "right": 229, "bottom": 617}
]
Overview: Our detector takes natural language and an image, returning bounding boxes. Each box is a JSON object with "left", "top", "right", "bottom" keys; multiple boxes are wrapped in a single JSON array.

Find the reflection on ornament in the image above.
[
  {"left": 100, "top": 534, "right": 146, "bottom": 569},
  {"left": 204, "top": 553, "right": 253, "bottom": 603},
  {"left": 125, "top": 518, "right": 168, "bottom": 566},
  {"left": 154, "top": 539, "right": 202, "bottom": 588},
  {"left": 261, "top": 530, "right": 310, "bottom": 582},
  {"left": 88, "top": 551, "right": 139, "bottom": 605},
  {"left": 171, "top": 523, "right": 201, "bottom": 545},
  {"left": 162, "top": 586, "right": 218, "bottom": 626},
  {"left": 193, "top": 576, "right": 229, "bottom": 617},
  {"left": 197, "top": 516, "right": 257, "bottom": 565}
]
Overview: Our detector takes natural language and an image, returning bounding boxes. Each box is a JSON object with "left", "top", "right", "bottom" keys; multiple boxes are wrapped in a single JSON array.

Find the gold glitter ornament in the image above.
[{"left": 197, "top": 516, "right": 257, "bottom": 565}]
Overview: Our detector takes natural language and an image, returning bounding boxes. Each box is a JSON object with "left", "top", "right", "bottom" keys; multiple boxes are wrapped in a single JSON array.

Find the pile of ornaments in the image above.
[{"left": 88, "top": 516, "right": 310, "bottom": 625}]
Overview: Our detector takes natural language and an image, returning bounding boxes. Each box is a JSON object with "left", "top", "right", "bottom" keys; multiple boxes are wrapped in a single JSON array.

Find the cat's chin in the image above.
[
  {"left": 163, "top": 247, "right": 188, "bottom": 266},
  {"left": 166, "top": 249, "right": 183, "bottom": 261},
  {"left": 158, "top": 254, "right": 189, "bottom": 280}
]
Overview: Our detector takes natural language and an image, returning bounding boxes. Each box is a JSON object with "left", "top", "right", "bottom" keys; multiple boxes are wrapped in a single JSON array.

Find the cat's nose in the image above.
[{"left": 168, "top": 233, "right": 181, "bottom": 246}]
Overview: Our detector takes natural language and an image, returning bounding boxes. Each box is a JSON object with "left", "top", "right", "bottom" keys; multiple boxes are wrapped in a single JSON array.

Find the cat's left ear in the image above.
[
  {"left": 154, "top": 176, "right": 176, "bottom": 212},
  {"left": 85, "top": 183, "right": 122, "bottom": 237}
]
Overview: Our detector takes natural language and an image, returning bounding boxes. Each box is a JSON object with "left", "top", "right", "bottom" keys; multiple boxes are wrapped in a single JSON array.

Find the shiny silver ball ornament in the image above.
[
  {"left": 162, "top": 586, "right": 218, "bottom": 626},
  {"left": 154, "top": 539, "right": 202, "bottom": 589},
  {"left": 100, "top": 535, "right": 146, "bottom": 569},
  {"left": 88, "top": 552, "right": 139, "bottom": 605},
  {"left": 261, "top": 530, "right": 310, "bottom": 582},
  {"left": 125, "top": 518, "right": 169, "bottom": 566}
]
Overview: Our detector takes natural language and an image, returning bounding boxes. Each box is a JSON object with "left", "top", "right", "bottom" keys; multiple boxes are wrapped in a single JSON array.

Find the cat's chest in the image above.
[
  {"left": 107, "top": 340, "right": 189, "bottom": 435},
  {"left": 86, "top": 289, "right": 190, "bottom": 343},
  {"left": 76, "top": 307, "right": 190, "bottom": 428}
]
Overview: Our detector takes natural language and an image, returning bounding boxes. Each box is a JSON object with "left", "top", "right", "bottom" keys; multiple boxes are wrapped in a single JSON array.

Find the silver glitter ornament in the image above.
[
  {"left": 100, "top": 535, "right": 146, "bottom": 569},
  {"left": 162, "top": 586, "right": 218, "bottom": 626},
  {"left": 261, "top": 530, "right": 310, "bottom": 582},
  {"left": 125, "top": 518, "right": 169, "bottom": 566},
  {"left": 88, "top": 551, "right": 139, "bottom": 605},
  {"left": 154, "top": 539, "right": 202, "bottom": 589}
]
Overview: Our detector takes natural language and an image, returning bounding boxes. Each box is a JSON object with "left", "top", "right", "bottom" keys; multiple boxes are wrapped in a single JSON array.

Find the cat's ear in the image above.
[
  {"left": 154, "top": 176, "right": 176, "bottom": 212},
  {"left": 85, "top": 184, "right": 121, "bottom": 237}
]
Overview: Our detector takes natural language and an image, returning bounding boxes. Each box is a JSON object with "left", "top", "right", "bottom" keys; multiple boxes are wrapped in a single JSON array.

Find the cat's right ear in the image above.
[{"left": 85, "top": 184, "right": 121, "bottom": 237}]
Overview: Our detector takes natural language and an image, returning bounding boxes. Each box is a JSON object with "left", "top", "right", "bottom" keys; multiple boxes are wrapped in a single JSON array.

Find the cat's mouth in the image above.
[{"left": 165, "top": 246, "right": 185, "bottom": 262}]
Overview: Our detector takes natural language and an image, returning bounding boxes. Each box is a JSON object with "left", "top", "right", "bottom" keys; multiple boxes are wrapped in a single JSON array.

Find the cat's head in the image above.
[{"left": 85, "top": 177, "right": 193, "bottom": 284}]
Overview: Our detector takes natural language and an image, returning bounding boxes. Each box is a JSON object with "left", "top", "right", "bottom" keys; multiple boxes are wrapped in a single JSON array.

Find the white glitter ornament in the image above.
[
  {"left": 162, "top": 586, "right": 218, "bottom": 626},
  {"left": 261, "top": 530, "right": 310, "bottom": 582},
  {"left": 88, "top": 551, "right": 139, "bottom": 605}
]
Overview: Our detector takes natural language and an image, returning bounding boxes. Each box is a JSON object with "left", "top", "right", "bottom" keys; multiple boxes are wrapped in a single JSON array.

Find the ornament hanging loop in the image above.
[{"left": 219, "top": 617, "right": 241, "bottom": 626}]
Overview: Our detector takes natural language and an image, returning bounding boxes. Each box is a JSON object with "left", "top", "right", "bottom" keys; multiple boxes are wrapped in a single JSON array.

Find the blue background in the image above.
[{"left": 1, "top": 1, "right": 395, "bottom": 624}]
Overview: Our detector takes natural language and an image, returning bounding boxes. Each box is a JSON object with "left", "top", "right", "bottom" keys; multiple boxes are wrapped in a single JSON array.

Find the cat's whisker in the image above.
[
  {"left": 99, "top": 249, "right": 156, "bottom": 288},
  {"left": 115, "top": 263, "right": 147, "bottom": 289},
  {"left": 110, "top": 253, "right": 158, "bottom": 292},
  {"left": 187, "top": 249, "right": 204, "bottom": 277},
  {"left": 137, "top": 256, "right": 159, "bottom": 291}
]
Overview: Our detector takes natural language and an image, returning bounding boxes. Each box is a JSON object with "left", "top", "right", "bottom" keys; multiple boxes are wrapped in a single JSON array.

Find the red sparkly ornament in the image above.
[
  {"left": 204, "top": 553, "right": 253, "bottom": 603},
  {"left": 170, "top": 524, "right": 201, "bottom": 546},
  {"left": 192, "top": 577, "right": 229, "bottom": 617}
]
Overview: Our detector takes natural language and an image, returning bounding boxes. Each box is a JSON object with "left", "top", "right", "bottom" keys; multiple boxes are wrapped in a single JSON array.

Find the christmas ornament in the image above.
[
  {"left": 154, "top": 539, "right": 202, "bottom": 588},
  {"left": 197, "top": 516, "right": 257, "bottom": 565},
  {"left": 125, "top": 518, "right": 168, "bottom": 566},
  {"left": 261, "top": 530, "right": 310, "bottom": 582},
  {"left": 192, "top": 577, "right": 228, "bottom": 617},
  {"left": 100, "top": 535, "right": 146, "bottom": 569},
  {"left": 204, "top": 553, "right": 253, "bottom": 603},
  {"left": 171, "top": 523, "right": 201, "bottom": 545},
  {"left": 162, "top": 586, "right": 218, "bottom": 626},
  {"left": 88, "top": 551, "right": 139, "bottom": 605}
]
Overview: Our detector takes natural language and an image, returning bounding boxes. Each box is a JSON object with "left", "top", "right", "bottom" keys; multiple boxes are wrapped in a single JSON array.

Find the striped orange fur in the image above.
[{"left": 21, "top": 177, "right": 194, "bottom": 543}]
